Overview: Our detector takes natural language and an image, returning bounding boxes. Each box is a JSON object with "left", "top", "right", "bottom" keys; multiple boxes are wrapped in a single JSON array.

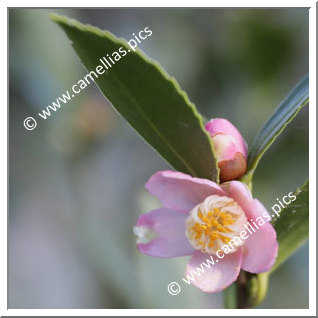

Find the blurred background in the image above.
[{"left": 9, "top": 8, "right": 309, "bottom": 309}]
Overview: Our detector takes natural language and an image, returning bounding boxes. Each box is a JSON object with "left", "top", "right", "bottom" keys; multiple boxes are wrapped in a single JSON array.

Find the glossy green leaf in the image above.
[
  {"left": 244, "top": 75, "right": 309, "bottom": 183},
  {"left": 51, "top": 14, "right": 219, "bottom": 181},
  {"left": 271, "top": 179, "right": 309, "bottom": 272}
]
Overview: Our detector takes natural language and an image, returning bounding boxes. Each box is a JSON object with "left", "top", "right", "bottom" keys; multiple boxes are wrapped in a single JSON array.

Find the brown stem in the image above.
[
  {"left": 237, "top": 270, "right": 256, "bottom": 309},
  {"left": 237, "top": 271, "right": 249, "bottom": 309}
]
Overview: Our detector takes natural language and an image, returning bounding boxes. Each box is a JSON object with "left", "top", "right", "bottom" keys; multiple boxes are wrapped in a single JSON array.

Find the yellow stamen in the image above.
[{"left": 185, "top": 195, "right": 247, "bottom": 254}]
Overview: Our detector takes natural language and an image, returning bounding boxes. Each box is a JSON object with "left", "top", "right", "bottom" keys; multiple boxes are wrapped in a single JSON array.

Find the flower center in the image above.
[{"left": 185, "top": 195, "right": 247, "bottom": 254}]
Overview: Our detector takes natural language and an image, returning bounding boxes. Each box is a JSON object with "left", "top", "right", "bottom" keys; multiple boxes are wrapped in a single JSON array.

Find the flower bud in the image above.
[{"left": 205, "top": 118, "right": 247, "bottom": 182}]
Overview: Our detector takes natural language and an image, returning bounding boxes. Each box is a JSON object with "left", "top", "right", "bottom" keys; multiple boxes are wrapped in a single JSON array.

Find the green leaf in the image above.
[
  {"left": 244, "top": 75, "right": 309, "bottom": 183},
  {"left": 270, "top": 179, "right": 309, "bottom": 272},
  {"left": 50, "top": 14, "right": 219, "bottom": 181}
]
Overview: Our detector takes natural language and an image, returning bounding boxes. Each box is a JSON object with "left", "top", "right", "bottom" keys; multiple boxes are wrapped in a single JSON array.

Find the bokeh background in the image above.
[{"left": 9, "top": 8, "right": 309, "bottom": 309}]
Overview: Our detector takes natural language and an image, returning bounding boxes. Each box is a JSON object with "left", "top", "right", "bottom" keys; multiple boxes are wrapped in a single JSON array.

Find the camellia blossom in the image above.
[
  {"left": 205, "top": 118, "right": 248, "bottom": 182},
  {"left": 134, "top": 171, "right": 278, "bottom": 293}
]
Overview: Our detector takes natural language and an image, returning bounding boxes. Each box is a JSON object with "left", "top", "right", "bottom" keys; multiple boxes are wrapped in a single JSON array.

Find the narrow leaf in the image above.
[
  {"left": 271, "top": 180, "right": 309, "bottom": 272},
  {"left": 245, "top": 75, "right": 309, "bottom": 183},
  {"left": 51, "top": 14, "right": 219, "bottom": 181}
]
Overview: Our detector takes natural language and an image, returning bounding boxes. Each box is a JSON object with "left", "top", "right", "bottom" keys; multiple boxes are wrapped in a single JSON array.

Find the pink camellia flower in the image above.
[
  {"left": 134, "top": 171, "right": 278, "bottom": 293},
  {"left": 205, "top": 118, "right": 248, "bottom": 182}
]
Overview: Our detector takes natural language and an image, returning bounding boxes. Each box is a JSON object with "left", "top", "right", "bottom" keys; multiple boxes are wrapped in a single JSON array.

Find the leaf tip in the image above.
[
  {"left": 49, "top": 12, "right": 66, "bottom": 24},
  {"left": 49, "top": 13, "right": 82, "bottom": 32}
]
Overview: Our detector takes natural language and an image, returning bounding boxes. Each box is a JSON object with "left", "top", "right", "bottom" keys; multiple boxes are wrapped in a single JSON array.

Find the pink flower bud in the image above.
[{"left": 205, "top": 118, "right": 248, "bottom": 182}]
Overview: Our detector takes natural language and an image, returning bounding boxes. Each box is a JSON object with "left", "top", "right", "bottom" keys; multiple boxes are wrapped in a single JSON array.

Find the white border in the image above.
[
  {"left": 3, "top": 0, "right": 316, "bottom": 316},
  {"left": 1, "top": 0, "right": 316, "bottom": 8}
]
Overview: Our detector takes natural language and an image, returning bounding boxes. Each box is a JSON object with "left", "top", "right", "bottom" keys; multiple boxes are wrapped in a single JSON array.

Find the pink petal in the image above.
[
  {"left": 205, "top": 118, "right": 247, "bottom": 158},
  {"left": 253, "top": 198, "right": 272, "bottom": 221},
  {"left": 134, "top": 208, "right": 195, "bottom": 258},
  {"left": 241, "top": 223, "right": 278, "bottom": 273},
  {"left": 146, "top": 170, "right": 226, "bottom": 213},
  {"left": 221, "top": 181, "right": 271, "bottom": 221},
  {"left": 185, "top": 249, "right": 242, "bottom": 293}
]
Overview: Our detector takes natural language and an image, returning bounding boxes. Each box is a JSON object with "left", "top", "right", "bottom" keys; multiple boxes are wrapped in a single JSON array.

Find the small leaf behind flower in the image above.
[
  {"left": 50, "top": 14, "right": 219, "bottom": 181},
  {"left": 271, "top": 179, "right": 309, "bottom": 272}
]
